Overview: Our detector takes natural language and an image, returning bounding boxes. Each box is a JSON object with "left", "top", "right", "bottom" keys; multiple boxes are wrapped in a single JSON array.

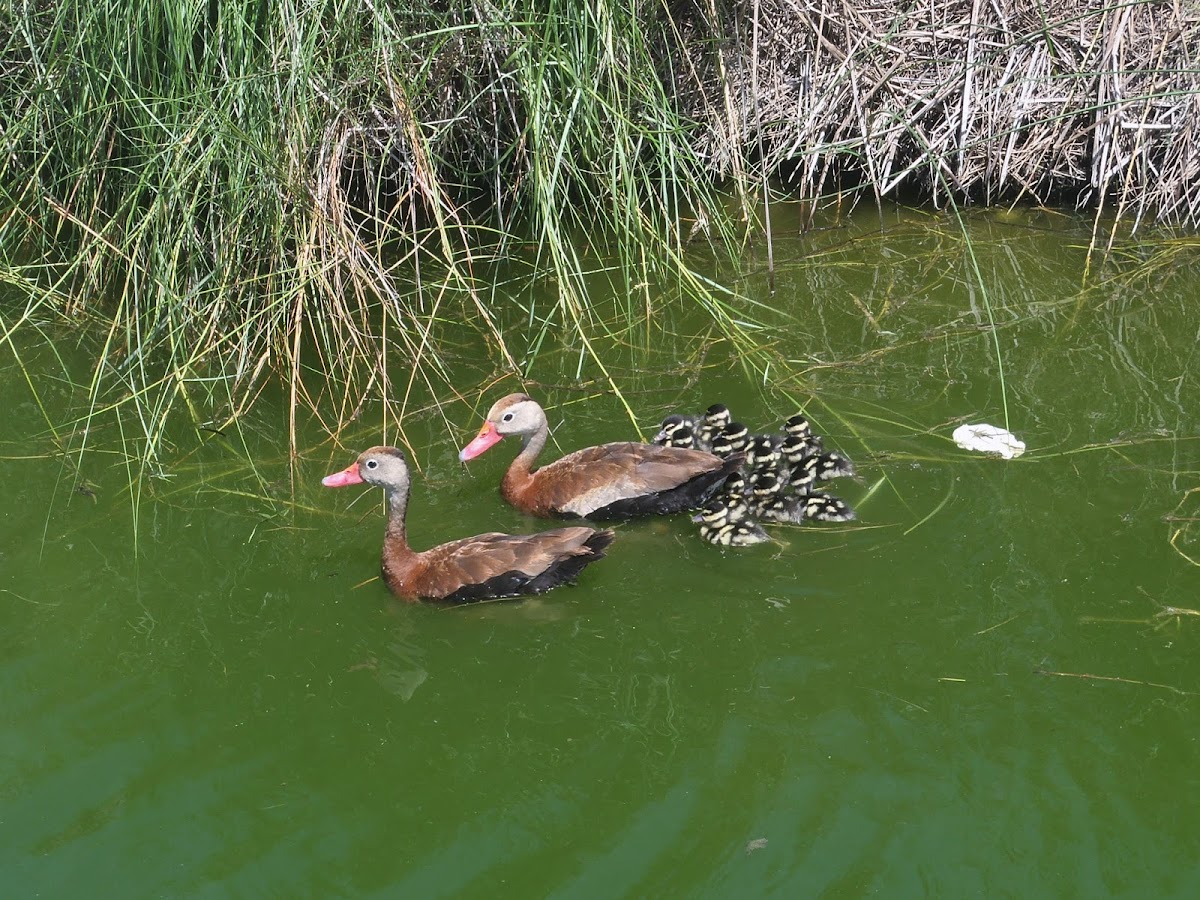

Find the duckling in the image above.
[
  {"left": 695, "top": 403, "right": 733, "bottom": 451},
  {"left": 783, "top": 413, "right": 816, "bottom": 441},
  {"left": 702, "top": 519, "right": 772, "bottom": 547},
  {"left": 710, "top": 422, "right": 751, "bottom": 459},
  {"left": 655, "top": 422, "right": 697, "bottom": 450},
  {"left": 693, "top": 496, "right": 771, "bottom": 546},
  {"left": 786, "top": 450, "right": 857, "bottom": 493},
  {"left": 758, "top": 490, "right": 856, "bottom": 525},
  {"left": 653, "top": 413, "right": 693, "bottom": 446},
  {"left": 802, "top": 492, "right": 857, "bottom": 522},
  {"left": 692, "top": 491, "right": 754, "bottom": 526},
  {"left": 717, "top": 469, "right": 747, "bottom": 503},
  {"left": 746, "top": 469, "right": 787, "bottom": 516},
  {"left": 744, "top": 434, "right": 782, "bottom": 474},
  {"left": 653, "top": 403, "right": 732, "bottom": 450},
  {"left": 779, "top": 433, "right": 824, "bottom": 468},
  {"left": 817, "top": 451, "right": 856, "bottom": 480}
]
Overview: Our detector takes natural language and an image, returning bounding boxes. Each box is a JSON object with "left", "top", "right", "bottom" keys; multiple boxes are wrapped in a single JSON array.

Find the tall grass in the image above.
[
  {"left": 3, "top": 0, "right": 1197, "bottom": 478},
  {"left": 0, "top": 0, "right": 758, "bottom": 473}
]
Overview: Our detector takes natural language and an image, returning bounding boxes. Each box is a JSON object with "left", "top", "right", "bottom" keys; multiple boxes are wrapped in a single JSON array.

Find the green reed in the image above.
[
  {"left": 0, "top": 0, "right": 762, "bottom": 472},
  {"left": 5, "top": 0, "right": 1193, "bottom": 483}
]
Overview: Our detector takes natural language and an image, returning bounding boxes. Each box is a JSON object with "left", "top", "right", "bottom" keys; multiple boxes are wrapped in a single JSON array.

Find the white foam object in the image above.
[{"left": 952, "top": 423, "right": 1026, "bottom": 459}]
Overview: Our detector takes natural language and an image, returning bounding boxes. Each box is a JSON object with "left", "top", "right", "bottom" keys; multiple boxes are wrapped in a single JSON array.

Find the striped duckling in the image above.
[
  {"left": 786, "top": 450, "right": 857, "bottom": 494},
  {"left": 801, "top": 492, "right": 857, "bottom": 522},
  {"left": 815, "top": 450, "right": 856, "bottom": 481},
  {"left": 653, "top": 413, "right": 693, "bottom": 447},
  {"left": 780, "top": 413, "right": 854, "bottom": 481},
  {"left": 779, "top": 433, "right": 823, "bottom": 470},
  {"left": 653, "top": 416, "right": 698, "bottom": 450},
  {"left": 710, "top": 421, "right": 751, "bottom": 459},
  {"left": 746, "top": 469, "right": 788, "bottom": 516},
  {"left": 757, "top": 489, "right": 856, "bottom": 525},
  {"left": 744, "top": 463, "right": 856, "bottom": 524},
  {"left": 782, "top": 414, "right": 824, "bottom": 455},
  {"left": 743, "top": 434, "right": 782, "bottom": 475},
  {"left": 695, "top": 403, "right": 733, "bottom": 451},
  {"left": 653, "top": 403, "right": 732, "bottom": 452},
  {"left": 692, "top": 494, "right": 771, "bottom": 547},
  {"left": 714, "top": 469, "right": 747, "bottom": 503}
]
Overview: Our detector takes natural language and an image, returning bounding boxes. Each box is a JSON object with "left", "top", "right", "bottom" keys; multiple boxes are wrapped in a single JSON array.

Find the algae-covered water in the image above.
[{"left": 3, "top": 206, "right": 1199, "bottom": 896}]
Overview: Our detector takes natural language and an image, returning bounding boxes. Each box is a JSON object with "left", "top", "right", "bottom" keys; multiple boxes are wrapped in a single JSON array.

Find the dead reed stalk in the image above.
[{"left": 668, "top": 0, "right": 1200, "bottom": 228}]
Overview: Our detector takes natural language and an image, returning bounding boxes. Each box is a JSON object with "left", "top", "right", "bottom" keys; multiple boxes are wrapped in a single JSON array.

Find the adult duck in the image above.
[
  {"left": 459, "top": 393, "right": 742, "bottom": 520},
  {"left": 323, "top": 446, "right": 613, "bottom": 603}
]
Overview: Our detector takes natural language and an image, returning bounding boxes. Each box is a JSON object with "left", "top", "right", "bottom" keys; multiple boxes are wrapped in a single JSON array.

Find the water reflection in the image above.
[{"left": 364, "top": 620, "right": 430, "bottom": 703}]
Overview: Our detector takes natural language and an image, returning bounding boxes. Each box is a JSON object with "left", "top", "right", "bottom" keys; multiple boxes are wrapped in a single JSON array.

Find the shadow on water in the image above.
[{"left": 3, "top": 205, "right": 1200, "bottom": 896}]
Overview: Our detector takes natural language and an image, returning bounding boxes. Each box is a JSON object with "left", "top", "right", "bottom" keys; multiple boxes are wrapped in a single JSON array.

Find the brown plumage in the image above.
[
  {"left": 323, "top": 446, "right": 613, "bottom": 604},
  {"left": 458, "top": 393, "right": 743, "bottom": 520}
]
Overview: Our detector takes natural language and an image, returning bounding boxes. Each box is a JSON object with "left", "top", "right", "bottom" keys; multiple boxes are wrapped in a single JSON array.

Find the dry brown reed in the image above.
[{"left": 668, "top": 0, "right": 1200, "bottom": 230}]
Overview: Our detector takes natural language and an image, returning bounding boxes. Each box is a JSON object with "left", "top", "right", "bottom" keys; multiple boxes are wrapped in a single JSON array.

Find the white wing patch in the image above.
[{"left": 558, "top": 479, "right": 642, "bottom": 516}]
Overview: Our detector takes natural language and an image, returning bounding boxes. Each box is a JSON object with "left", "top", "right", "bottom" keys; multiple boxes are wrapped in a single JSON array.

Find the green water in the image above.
[{"left": 4, "top": 207, "right": 1200, "bottom": 897}]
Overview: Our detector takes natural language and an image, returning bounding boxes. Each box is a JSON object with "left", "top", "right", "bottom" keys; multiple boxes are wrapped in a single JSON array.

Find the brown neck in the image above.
[{"left": 502, "top": 423, "right": 547, "bottom": 496}]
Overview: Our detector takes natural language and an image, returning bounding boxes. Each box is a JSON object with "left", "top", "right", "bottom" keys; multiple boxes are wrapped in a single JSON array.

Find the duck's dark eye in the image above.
[
  {"left": 502, "top": 412, "right": 514, "bottom": 422},
  {"left": 365, "top": 459, "right": 378, "bottom": 470}
]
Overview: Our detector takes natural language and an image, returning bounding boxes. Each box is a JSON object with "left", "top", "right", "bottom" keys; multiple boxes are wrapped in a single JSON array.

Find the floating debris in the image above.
[
  {"left": 745, "top": 837, "right": 769, "bottom": 855},
  {"left": 952, "top": 423, "right": 1026, "bottom": 459}
]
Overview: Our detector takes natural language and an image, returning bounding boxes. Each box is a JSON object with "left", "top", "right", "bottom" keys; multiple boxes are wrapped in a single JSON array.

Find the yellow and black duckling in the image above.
[
  {"left": 815, "top": 450, "right": 855, "bottom": 480},
  {"left": 653, "top": 419, "right": 698, "bottom": 450},
  {"left": 779, "top": 416, "right": 823, "bottom": 469},
  {"left": 696, "top": 403, "right": 733, "bottom": 450},
  {"left": 716, "top": 469, "right": 747, "bottom": 501},
  {"left": 710, "top": 421, "right": 751, "bottom": 459},
  {"left": 757, "top": 489, "right": 856, "bottom": 525},
  {"left": 746, "top": 469, "right": 787, "bottom": 516},
  {"left": 779, "top": 413, "right": 854, "bottom": 477},
  {"left": 744, "top": 433, "right": 854, "bottom": 497},
  {"left": 694, "top": 487, "right": 753, "bottom": 524},
  {"left": 801, "top": 492, "right": 857, "bottom": 522},
  {"left": 779, "top": 433, "right": 823, "bottom": 469},
  {"left": 744, "top": 434, "right": 782, "bottom": 475},
  {"left": 653, "top": 414, "right": 692, "bottom": 446},
  {"left": 782, "top": 413, "right": 822, "bottom": 446},
  {"left": 653, "top": 403, "right": 733, "bottom": 452},
  {"left": 743, "top": 464, "right": 856, "bottom": 523},
  {"left": 692, "top": 494, "right": 771, "bottom": 547},
  {"left": 785, "top": 450, "right": 857, "bottom": 493}
]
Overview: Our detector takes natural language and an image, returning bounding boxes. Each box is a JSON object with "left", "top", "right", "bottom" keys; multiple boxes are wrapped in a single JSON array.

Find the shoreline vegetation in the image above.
[{"left": 2, "top": 1, "right": 1198, "bottom": 468}]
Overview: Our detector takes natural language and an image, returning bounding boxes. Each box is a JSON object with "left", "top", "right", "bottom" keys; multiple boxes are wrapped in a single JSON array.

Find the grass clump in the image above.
[
  {"left": 3, "top": 0, "right": 1199, "bottom": 475},
  {"left": 0, "top": 0, "right": 753, "bottom": 469}
]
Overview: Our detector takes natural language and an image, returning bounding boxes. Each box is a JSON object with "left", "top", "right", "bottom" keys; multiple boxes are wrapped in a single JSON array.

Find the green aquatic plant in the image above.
[{"left": 0, "top": 0, "right": 761, "bottom": 471}]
